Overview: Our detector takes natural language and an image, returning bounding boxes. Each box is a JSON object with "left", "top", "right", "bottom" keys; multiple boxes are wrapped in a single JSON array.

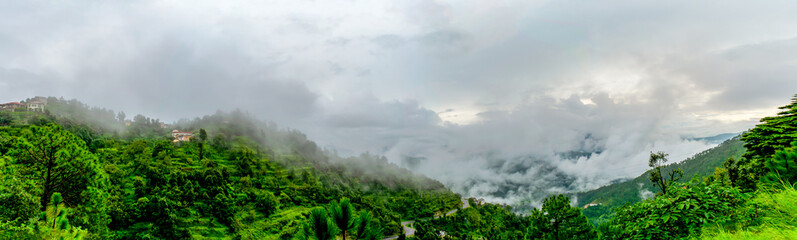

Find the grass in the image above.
[
  {"left": 704, "top": 227, "right": 797, "bottom": 240},
  {"left": 699, "top": 182, "right": 797, "bottom": 240}
]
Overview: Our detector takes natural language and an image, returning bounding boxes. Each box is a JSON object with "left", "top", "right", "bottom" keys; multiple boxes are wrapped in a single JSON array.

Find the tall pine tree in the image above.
[
  {"left": 739, "top": 94, "right": 797, "bottom": 189},
  {"left": 11, "top": 124, "right": 101, "bottom": 209}
]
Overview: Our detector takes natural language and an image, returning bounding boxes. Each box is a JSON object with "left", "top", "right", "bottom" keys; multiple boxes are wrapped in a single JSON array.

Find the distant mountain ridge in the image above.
[{"left": 687, "top": 132, "right": 740, "bottom": 144}]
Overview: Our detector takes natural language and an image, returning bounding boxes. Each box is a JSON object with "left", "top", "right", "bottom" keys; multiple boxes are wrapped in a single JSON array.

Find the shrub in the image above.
[{"left": 600, "top": 180, "right": 749, "bottom": 239}]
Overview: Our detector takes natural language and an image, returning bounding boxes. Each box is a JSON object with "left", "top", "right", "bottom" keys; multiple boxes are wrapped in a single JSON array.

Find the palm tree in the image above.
[{"left": 329, "top": 198, "right": 356, "bottom": 240}]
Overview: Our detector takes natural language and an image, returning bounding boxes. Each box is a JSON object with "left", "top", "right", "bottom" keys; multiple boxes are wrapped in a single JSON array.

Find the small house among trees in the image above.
[
  {"left": 172, "top": 130, "right": 194, "bottom": 142},
  {"left": 26, "top": 96, "right": 48, "bottom": 112},
  {"left": 27, "top": 101, "right": 46, "bottom": 112},
  {"left": 0, "top": 102, "right": 26, "bottom": 112}
]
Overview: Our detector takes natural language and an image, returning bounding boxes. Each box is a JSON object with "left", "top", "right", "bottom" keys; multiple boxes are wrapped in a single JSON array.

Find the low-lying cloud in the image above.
[{"left": 311, "top": 93, "right": 716, "bottom": 205}]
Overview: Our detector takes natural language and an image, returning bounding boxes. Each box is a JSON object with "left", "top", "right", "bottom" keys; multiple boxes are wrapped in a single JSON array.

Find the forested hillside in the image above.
[
  {"left": 0, "top": 97, "right": 461, "bottom": 239},
  {"left": 1, "top": 94, "right": 796, "bottom": 240},
  {"left": 576, "top": 136, "right": 746, "bottom": 224},
  {"left": 409, "top": 94, "right": 797, "bottom": 239}
]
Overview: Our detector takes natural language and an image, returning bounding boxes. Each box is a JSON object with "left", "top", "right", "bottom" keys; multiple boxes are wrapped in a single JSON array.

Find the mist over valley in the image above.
[{"left": 2, "top": 1, "right": 797, "bottom": 239}]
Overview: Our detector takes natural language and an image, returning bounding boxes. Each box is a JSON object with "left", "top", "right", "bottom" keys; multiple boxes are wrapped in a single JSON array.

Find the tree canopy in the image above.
[
  {"left": 10, "top": 124, "right": 102, "bottom": 209},
  {"left": 528, "top": 194, "right": 596, "bottom": 240},
  {"left": 648, "top": 151, "right": 683, "bottom": 195},
  {"left": 739, "top": 94, "right": 797, "bottom": 188}
]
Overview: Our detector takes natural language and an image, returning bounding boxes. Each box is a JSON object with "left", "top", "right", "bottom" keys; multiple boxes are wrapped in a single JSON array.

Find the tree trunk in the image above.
[{"left": 41, "top": 159, "right": 54, "bottom": 210}]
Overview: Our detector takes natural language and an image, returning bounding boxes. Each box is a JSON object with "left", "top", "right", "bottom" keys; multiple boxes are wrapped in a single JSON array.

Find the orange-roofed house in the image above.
[{"left": 0, "top": 102, "right": 26, "bottom": 112}]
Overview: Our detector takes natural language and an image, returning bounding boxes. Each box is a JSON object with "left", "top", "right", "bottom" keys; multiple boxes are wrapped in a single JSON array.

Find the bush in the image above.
[
  {"left": 0, "top": 186, "right": 39, "bottom": 222},
  {"left": 600, "top": 180, "right": 749, "bottom": 239},
  {"left": 256, "top": 190, "right": 280, "bottom": 217},
  {"left": 699, "top": 183, "right": 797, "bottom": 239}
]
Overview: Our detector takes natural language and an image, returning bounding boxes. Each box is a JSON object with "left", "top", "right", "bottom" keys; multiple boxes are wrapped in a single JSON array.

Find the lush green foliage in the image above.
[
  {"left": 599, "top": 180, "right": 749, "bottom": 239},
  {"left": 300, "top": 199, "right": 383, "bottom": 240},
  {"left": 411, "top": 200, "right": 530, "bottom": 240},
  {"left": 586, "top": 95, "right": 797, "bottom": 239},
  {"left": 760, "top": 142, "right": 797, "bottom": 186},
  {"left": 2, "top": 94, "right": 796, "bottom": 240},
  {"left": 0, "top": 98, "right": 461, "bottom": 239},
  {"left": 10, "top": 124, "right": 104, "bottom": 209},
  {"left": 354, "top": 210, "right": 383, "bottom": 240},
  {"left": 389, "top": 95, "right": 796, "bottom": 239},
  {"left": 738, "top": 94, "right": 797, "bottom": 190},
  {"left": 411, "top": 195, "right": 595, "bottom": 240},
  {"left": 0, "top": 192, "right": 89, "bottom": 240},
  {"left": 305, "top": 207, "right": 337, "bottom": 240},
  {"left": 698, "top": 183, "right": 797, "bottom": 239},
  {"left": 577, "top": 136, "right": 746, "bottom": 224},
  {"left": 528, "top": 194, "right": 596, "bottom": 240},
  {"left": 329, "top": 198, "right": 356, "bottom": 240}
]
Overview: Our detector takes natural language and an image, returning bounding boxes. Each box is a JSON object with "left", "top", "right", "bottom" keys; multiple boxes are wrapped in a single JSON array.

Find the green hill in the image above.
[
  {"left": 0, "top": 97, "right": 461, "bottom": 239},
  {"left": 576, "top": 136, "right": 746, "bottom": 224}
]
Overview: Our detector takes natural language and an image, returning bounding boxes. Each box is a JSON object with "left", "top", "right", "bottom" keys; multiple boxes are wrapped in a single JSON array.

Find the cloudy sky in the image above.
[{"left": 3, "top": 0, "right": 797, "bottom": 203}]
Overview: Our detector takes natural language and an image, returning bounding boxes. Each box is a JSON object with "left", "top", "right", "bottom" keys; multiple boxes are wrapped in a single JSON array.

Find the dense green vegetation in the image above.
[
  {"left": 737, "top": 95, "right": 797, "bottom": 190},
  {"left": 577, "top": 135, "right": 747, "bottom": 224},
  {"left": 412, "top": 94, "right": 797, "bottom": 239},
  {"left": 299, "top": 198, "right": 382, "bottom": 240},
  {"left": 0, "top": 98, "right": 460, "bottom": 239},
  {"left": 699, "top": 183, "right": 797, "bottom": 239},
  {"left": 1, "top": 94, "right": 796, "bottom": 239},
  {"left": 411, "top": 199, "right": 529, "bottom": 240}
]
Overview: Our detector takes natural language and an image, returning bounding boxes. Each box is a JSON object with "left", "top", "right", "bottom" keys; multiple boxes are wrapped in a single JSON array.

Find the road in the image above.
[{"left": 382, "top": 198, "right": 470, "bottom": 240}]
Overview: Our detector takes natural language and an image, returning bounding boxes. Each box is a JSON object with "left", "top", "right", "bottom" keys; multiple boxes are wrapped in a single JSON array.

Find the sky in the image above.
[{"left": 2, "top": 0, "right": 797, "bottom": 204}]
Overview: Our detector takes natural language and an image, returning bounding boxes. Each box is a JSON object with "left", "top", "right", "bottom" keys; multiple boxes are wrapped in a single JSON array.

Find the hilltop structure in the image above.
[
  {"left": 0, "top": 102, "right": 26, "bottom": 112},
  {"left": 172, "top": 130, "right": 194, "bottom": 142},
  {"left": 26, "top": 96, "right": 48, "bottom": 112}
]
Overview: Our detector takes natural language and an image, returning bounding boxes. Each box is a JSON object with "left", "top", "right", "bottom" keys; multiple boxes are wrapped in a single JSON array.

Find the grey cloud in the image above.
[
  {"left": 1, "top": 21, "right": 319, "bottom": 123},
  {"left": 322, "top": 96, "right": 441, "bottom": 129},
  {"left": 0, "top": 68, "right": 64, "bottom": 99},
  {"left": 325, "top": 37, "right": 351, "bottom": 47},
  {"left": 395, "top": 0, "right": 452, "bottom": 28},
  {"left": 371, "top": 34, "right": 405, "bottom": 49},
  {"left": 671, "top": 37, "right": 797, "bottom": 111},
  {"left": 311, "top": 92, "right": 711, "bottom": 206},
  {"left": 417, "top": 30, "right": 467, "bottom": 46}
]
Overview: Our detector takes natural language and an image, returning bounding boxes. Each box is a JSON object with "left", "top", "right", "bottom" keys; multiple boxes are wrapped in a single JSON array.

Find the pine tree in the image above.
[
  {"left": 329, "top": 198, "right": 356, "bottom": 240},
  {"left": 527, "top": 194, "right": 596, "bottom": 239},
  {"left": 36, "top": 192, "right": 86, "bottom": 239},
  {"left": 306, "top": 207, "right": 337, "bottom": 240},
  {"left": 739, "top": 94, "right": 797, "bottom": 188},
  {"left": 354, "top": 210, "right": 383, "bottom": 240},
  {"left": 11, "top": 124, "right": 100, "bottom": 209},
  {"left": 761, "top": 142, "right": 797, "bottom": 185}
]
